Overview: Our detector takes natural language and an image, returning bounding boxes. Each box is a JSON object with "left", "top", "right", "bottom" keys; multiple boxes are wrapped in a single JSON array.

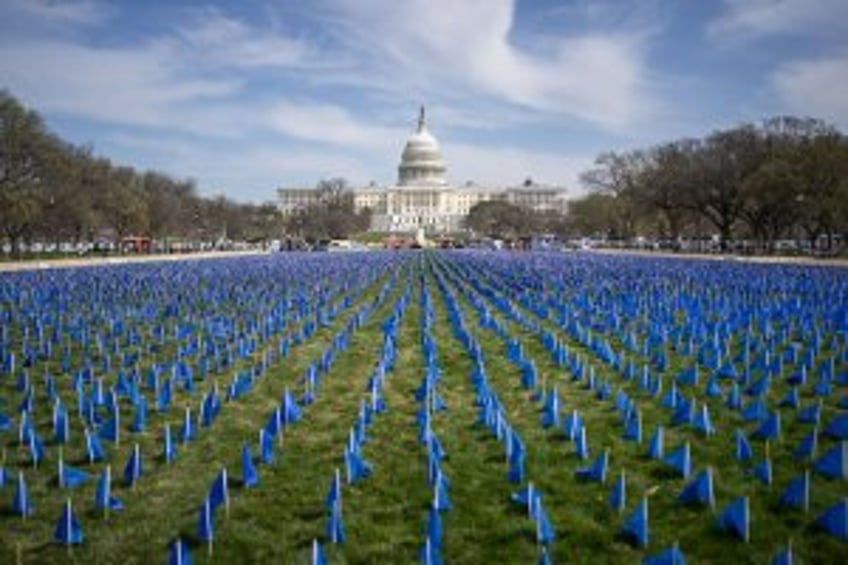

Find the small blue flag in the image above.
[
  {"left": 622, "top": 497, "right": 648, "bottom": 548},
  {"left": 13, "top": 470, "right": 33, "bottom": 517},
  {"left": 813, "top": 441, "right": 847, "bottom": 480},
  {"left": 815, "top": 498, "right": 847, "bottom": 541},
  {"left": 242, "top": 444, "right": 259, "bottom": 488},
  {"left": 95, "top": 465, "right": 124, "bottom": 512},
  {"left": 643, "top": 542, "right": 686, "bottom": 564},
  {"left": 169, "top": 538, "right": 193, "bottom": 565},
  {"left": 123, "top": 443, "right": 142, "bottom": 486},
  {"left": 778, "top": 471, "right": 810, "bottom": 512},
  {"left": 677, "top": 468, "right": 714, "bottom": 508},
  {"left": 53, "top": 499, "right": 83, "bottom": 545},
  {"left": 610, "top": 470, "right": 626, "bottom": 513},
  {"left": 717, "top": 496, "right": 749, "bottom": 542}
]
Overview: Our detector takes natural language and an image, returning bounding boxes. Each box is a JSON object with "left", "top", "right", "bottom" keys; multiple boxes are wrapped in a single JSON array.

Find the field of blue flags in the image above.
[{"left": 0, "top": 250, "right": 846, "bottom": 562}]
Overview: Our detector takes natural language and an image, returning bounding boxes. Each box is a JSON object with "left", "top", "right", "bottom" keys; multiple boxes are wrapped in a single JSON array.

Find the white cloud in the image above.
[
  {"left": 445, "top": 143, "right": 590, "bottom": 192},
  {"left": 0, "top": 38, "right": 246, "bottom": 136},
  {"left": 171, "top": 8, "right": 327, "bottom": 70},
  {"left": 772, "top": 55, "right": 848, "bottom": 128},
  {"left": 709, "top": 0, "right": 848, "bottom": 38},
  {"left": 2, "top": 0, "right": 112, "bottom": 26},
  {"left": 106, "top": 134, "right": 373, "bottom": 201},
  {"left": 322, "top": 0, "right": 656, "bottom": 129},
  {"left": 268, "top": 102, "right": 405, "bottom": 151}
]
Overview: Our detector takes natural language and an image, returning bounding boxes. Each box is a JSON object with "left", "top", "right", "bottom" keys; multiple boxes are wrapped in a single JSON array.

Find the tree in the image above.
[
  {"left": 566, "top": 193, "right": 621, "bottom": 238},
  {"left": 636, "top": 141, "right": 698, "bottom": 242},
  {"left": 580, "top": 151, "right": 646, "bottom": 239},
  {"left": 684, "top": 126, "right": 765, "bottom": 249},
  {"left": 286, "top": 179, "right": 369, "bottom": 241},
  {"left": 97, "top": 164, "right": 149, "bottom": 243},
  {"left": 740, "top": 157, "right": 800, "bottom": 251},
  {"left": 465, "top": 200, "right": 535, "bottom": 239},
  {"left": 792, "top": 131, "right": 847, "bottom": 250},
  {"left": 0, "top": 90, "right": 51, "bottom": 254}
]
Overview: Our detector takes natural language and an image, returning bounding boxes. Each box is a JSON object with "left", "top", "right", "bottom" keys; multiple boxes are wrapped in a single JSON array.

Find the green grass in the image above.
[{"left": 0, "top": 252, "right": 845, "bottom": 563}]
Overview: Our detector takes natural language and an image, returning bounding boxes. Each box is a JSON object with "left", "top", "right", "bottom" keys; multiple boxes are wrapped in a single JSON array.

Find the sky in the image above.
[{"left": 1, "top": 0, "right": 846, "bottom": 203}]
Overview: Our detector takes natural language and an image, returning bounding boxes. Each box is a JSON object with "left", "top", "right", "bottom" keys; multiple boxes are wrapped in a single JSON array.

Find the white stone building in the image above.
[{"left": 278, "top": 107, "right": 568, "bottom": 234}]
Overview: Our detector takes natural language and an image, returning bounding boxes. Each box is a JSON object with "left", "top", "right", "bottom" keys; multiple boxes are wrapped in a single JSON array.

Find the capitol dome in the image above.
[{"left": 397, "top": 106, "right": 447, "bottom": 187}]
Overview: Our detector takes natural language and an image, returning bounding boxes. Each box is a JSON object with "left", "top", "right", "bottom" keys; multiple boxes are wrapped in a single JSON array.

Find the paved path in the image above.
[
  {"left": 0, "top": 250, "right": 267, "bottom": 273},
  {"left": 593, "top": 248, "right": 848, "bottom": 267}
]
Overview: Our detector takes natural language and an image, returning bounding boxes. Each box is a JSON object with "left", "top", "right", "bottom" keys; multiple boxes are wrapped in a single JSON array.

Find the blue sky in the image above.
[{"left": 1, "top": 0, "right": 846, "bottom": 202}]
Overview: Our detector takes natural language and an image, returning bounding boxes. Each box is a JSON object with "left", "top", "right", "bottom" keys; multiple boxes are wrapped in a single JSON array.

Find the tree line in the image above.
[
  {"left": 284, "top": 178, "right": 372, "bottom": 243},
  {"left": 1, "top": 90, "right": 282, "bottom": 256},
  {"left": 570, "top": 117, "right": 848, "bottom": 252}
]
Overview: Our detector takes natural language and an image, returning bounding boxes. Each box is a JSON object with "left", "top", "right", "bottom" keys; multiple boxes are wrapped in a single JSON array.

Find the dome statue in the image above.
[{"left": 397, "top": 106, "right": 447, "bottom": 187}]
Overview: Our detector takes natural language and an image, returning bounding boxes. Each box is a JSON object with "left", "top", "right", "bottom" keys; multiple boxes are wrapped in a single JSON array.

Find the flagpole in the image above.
[{"left": 105, "top": 465, "right": 111, "bottom": 520}]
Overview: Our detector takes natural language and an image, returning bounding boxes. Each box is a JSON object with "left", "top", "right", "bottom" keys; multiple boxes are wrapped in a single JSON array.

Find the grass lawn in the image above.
[{"left": 0, "top": 251, "right": 845, "bottom": 563}]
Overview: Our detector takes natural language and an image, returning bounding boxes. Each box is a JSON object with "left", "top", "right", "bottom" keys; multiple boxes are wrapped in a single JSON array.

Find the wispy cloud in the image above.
[
  {"left": 267, "top": 102, "right": 405, "bottom": 151},
  {"left": 0, "top": 38, "right": 243, "bottom": 136},
  {"left": 319, "top": 0, "right": 658, "bottom": 130},
  {"left": 772, "top": 55, "right": 848, "bottom": 128},
  {"left": 2, "top": 0, "right": 113, "bottom": 27},
  {"left": 169, "top": 8, "right": 331, "bottom": 70},
  {"left": 709, "top": 0, "right": 848, "bottom": 38}
]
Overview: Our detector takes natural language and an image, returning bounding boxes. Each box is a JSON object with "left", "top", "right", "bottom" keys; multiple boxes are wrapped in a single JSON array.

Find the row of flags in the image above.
[
  {"left": 184, "top": 271, "right": 409, "bottom": 563},
  {"left": 0, "top": 255, "right": 408, "bottom": 559},
  {"left": 436, "top": 253, "right": 848, "bottom": 558}
]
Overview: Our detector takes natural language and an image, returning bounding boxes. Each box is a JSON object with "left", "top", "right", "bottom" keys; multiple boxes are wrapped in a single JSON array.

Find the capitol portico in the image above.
[{"left": 278, "top": 107, "right": 568, "bottom": 234}]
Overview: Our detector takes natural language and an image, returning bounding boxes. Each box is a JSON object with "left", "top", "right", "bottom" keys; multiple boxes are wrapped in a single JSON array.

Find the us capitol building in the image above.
[{"left": 277, "top": 107, "right": 568, "bottom": 234}]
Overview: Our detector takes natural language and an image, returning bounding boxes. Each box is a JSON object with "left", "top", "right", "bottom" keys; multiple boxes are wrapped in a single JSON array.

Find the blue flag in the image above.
[
  {"left": 735, "top": 429, "right": 753, "bottom": 462},
  {"left": 771, "top": 543, "right": 793, "bottom": 565},
  {"left": 664, "top": 442, "right": 691, "bottom": 478},
  {"left": 13, "top": 471, "right": 33, "bottom": 517},
  {"left": 648, "top": 426, "right": 664, "bottom": 460},
  {"left": 197, "top": 498, "right": 214, "bottom": 542},
  {"left": 622, "top": 497, "right": 648, "bottom": 548},
  {"left": 169, "top": 538, "right": 193, "bottom": 565},
  {"left": 610, "top": 470, "right": 627, "bottom": 513},
  {"left": 794, "top": 428, "right": 818, "bottom": 461},
  {"left": 643, "top": 543, "right": 686, "bottom": 564},
  {"left": 575, "top": 426, "right": 589, "bottom": 460},
  {"left": 778, "top": 471, "right": 809, "bottom": 512},
  {"left": 58, "top": 456, "right": 91, "bottom": 489},
  {"left": 28, "top": 431, "right": 46, "bottom": 467},
  {"left": 678, "top": 468, "right": 714, "bottom": 508},
  {"left": 419, "top": 536, "right": 442, "bottom": 565},
  {"left": 433, "top": 470, "right": 451, "bottom": 512},
  {"left": 717, "top": 496, "right": 749, "bottom": 542},
  {"left": 824, "top": 414, "right": 848, "bottom": 440},
  {"left": 95, "top": 465, "right": 124, "bottom": 512},
  {"left": 624, "top": 409, "right": 642, "bottom": 443},
  {"left": 564, "top": 410, "right": 582, "bottom": 441},
  {"left": 242, "top": 444, "right": 259, "bottom": 488},
  {"left": 208, "top": 468, "right": 229, "bottom": 512},
  {"left": 535, "top": 501, "right": 555, "bottom": 546},
  {"left": 576, "top": 449, "right": 609, "bottom": 483},
  {"left": 259, "top": 429, "right": 274, "bottom": 465},
  {"left": 99, "top": 413, "right": 120, "bottom": 444},
  {"left": 53, "top": 499, "right": 83, "bottom": 545},
  {"left": 327, "top": 497, "right": 346, "bottom": 544},
  {"left": 123, "top": 443, "right": 142, "bottom": 486},
  {"left": 815, "top": 498, "right": 847, "bottom": 541},
  {"left": 427, "top": 505, "right": 442, "bottom": 550},
  {"left": 753, "top": 412, "right": 781, "bottom": 441},
  {"left": 163, "top": 423, "right": 177, "bottom": 464},
  {"left": 311, "top": 539, "right": 327, "bottom": 565},
  {"left": 326, "top": 468, "right": 342, "bottom": 510},
  {"left": 813, "top": 441, "right": 847, "bottom": 480},
  {"left": 180, "top": 406, "right": 196, "bottom": 443},
  {"left": 750, "top": 458, "right": 772, "bottom": 486}
]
